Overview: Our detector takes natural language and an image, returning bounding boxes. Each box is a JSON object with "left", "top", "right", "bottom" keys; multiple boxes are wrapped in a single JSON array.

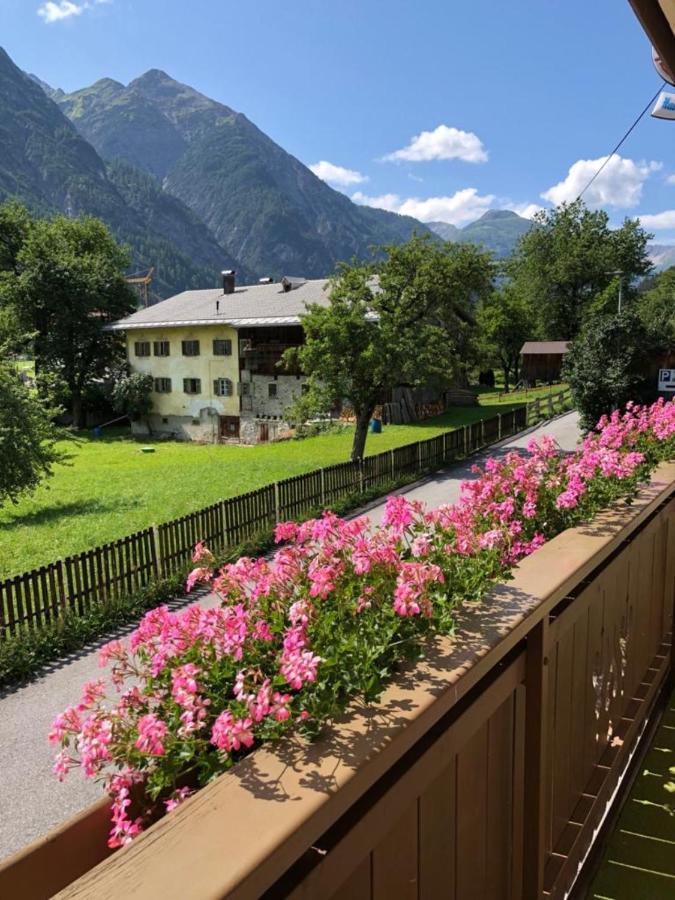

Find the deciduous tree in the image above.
[
  {"left": 477, "top": 285, "right": 530, "bottom": 391},
  {"left": 286, "top": 236, "right": 494, "bottom": 460},
  {"left": 509, "top": 200, "right": 652, "bottom": 340},
  {"left": 4, "top": 209, "right": 136, "bottom": 427},
  {"left": 0, "top": 357, "right": 61, "bottom": 506}
]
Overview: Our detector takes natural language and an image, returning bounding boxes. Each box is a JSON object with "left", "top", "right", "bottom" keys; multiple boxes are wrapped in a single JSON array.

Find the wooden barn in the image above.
[{"left": 520, "top": 340, "right": 570, "bottom": 385}]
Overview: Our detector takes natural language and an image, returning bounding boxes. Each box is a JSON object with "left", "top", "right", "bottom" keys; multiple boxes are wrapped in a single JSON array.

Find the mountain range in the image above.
[
  {"left": 427, "top": 209, "right": 533, "bottom": 257},
  {"left": 1, "top": 45, "right": 672, "bottom": 298},
  {"left": 0, "top": 48, "right": 427, "bottom": 297}
]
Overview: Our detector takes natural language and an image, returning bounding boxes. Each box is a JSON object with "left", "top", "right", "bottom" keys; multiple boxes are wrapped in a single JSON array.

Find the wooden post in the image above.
[
  {"left": 548, "top": 394, "right": 553, "bottom": 418},
  {"left": 463, "top": 425, "right": 468, "bottom": 457},
  {"left": 417, "top": 441, "right": 423, "bottom": 472},
  {"left": 151, "top": 526, "right": 163, "bottom": 579},
  {"left": 522, "top": 617, "right": 551, "bottom": 900},
  {"left": 391, "top": 448, "right": 395, "bottom": 481},
  {"left": 497, "top": 413, "right": 502, "bottom": 441},
  {"left": 320, "top": 468, "right": 326, "bottom": 507},
  {"left": 442, "top": 431, "right": 448, "bottom": 461},
  {"left": 481, "top": 419, "right": 485, "bottom": 446},
  {"left": 273, "top": 482, "right": 280, "bottom": 523}
]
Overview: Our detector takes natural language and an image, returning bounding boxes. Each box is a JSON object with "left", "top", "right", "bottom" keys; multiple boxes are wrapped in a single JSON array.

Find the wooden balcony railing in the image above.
[{"left": 1, "top": 464, "right": 671, "bottom": 900}]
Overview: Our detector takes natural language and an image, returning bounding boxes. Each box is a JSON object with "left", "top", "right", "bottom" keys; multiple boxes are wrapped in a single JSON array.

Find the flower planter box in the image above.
[{"left": 2, "top": 462, "right": 674, "bottom": 900}]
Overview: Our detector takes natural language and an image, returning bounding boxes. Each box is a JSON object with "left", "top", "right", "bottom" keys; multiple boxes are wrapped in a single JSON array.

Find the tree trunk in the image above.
[
  {"left": 71, "top": 392, "right": 85, "bottom": 430},
  {"left": 350, "top": 406, "right": 374, "bottom": 462},
  {"left": 503, "top": 366, "right": 511, "bottom": 393}
]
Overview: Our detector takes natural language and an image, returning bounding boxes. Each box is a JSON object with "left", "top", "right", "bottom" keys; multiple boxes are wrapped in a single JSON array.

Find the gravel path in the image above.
[{"left": 0, "top": 411, "right": 580, "bottom": 862}]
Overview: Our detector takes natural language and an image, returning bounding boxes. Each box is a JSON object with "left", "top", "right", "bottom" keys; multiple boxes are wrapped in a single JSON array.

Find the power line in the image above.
[{"left": 576, "top": 82, "right": 666, "bottom": 202}]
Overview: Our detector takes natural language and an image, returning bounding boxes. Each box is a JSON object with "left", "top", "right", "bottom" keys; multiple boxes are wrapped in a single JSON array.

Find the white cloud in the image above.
[
  {"left": 352, "top": 187, "right": 496, "bottom": 226},
  {"left": 637, "top": 210, "right": 675, "bottom": 229},
  {"left": 541, "top": 155, "right": 661, "bottom": 208},
  {"left": 383, "top": 125, "right": 488, "bottom": 164},
  {"left": 37, "top": 0, "right": 110, "bottom": 23},
  {"left": 352, "top": 191, "right": 402, "bottom": 212},
  {"left": 309, "top": 160, "right": 367, "bottom": 187},
  {"left": 665, "top": 174, "right": 675, "bottom": 185},
  {"left": 38, "top": 1, "right": 83, "bottom": 21},
  {"left": 511, "top": 203, "right": 544, "bottom": 219}
]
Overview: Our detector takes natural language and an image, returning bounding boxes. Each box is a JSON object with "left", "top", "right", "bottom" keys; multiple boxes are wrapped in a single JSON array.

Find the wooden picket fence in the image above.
[{"left": 0, "top": 390, "right": 570, "bottom": 639}]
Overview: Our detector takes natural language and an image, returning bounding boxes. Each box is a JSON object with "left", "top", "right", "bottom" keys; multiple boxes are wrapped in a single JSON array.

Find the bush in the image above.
[{"left": 563, "top": 310, "right": 658, "bottom": 431}]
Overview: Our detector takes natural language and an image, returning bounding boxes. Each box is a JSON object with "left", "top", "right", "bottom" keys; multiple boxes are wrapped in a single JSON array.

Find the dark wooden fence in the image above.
[{"left": 0, "top": 390, "right": 570, "bottom": 639}]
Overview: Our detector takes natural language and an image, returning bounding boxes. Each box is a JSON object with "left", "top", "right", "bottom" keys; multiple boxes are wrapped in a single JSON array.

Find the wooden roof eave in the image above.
[{"left": 629, "top": 0, "right": 675, "bottom": 83}]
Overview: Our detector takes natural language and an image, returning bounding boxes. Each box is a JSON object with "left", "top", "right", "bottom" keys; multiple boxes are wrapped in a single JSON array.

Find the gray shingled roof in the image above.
[
  {"left": 520, "top": 341, "right": 570, "bottom": 355},
  {"left": 107, "top": 278, "right": 332, "bottom": 331}
]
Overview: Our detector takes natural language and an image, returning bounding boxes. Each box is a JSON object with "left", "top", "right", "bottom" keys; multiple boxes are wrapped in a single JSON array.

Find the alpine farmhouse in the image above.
[{"left": 108, "top": 273, "right": 328, "bottom": 443}]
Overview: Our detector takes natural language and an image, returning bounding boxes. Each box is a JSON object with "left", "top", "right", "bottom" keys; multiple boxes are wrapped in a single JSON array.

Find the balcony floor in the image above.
[{"left": 588, "top": 684, "right": 675, "bottom": 899}]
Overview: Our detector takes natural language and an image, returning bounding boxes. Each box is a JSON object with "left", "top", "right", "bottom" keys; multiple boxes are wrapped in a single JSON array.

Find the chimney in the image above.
[{"left": 221, "top": 270, "right": 236, "bottom": 294}]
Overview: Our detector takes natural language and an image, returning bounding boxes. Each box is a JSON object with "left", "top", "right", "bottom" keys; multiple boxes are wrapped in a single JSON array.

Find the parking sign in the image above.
[{"left": 658, "top": 369, "right": 675, "bottom": 391}]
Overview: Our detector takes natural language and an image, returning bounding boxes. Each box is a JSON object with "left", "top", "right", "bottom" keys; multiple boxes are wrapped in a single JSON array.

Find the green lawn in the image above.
[{"left": 0, "top": 384, "right": 562, "bottom": 579}]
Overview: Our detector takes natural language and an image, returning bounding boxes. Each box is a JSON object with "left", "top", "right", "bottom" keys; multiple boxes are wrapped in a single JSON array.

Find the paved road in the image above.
[{"left": 0, "top": 411, "right": 580, "bottom": 862}]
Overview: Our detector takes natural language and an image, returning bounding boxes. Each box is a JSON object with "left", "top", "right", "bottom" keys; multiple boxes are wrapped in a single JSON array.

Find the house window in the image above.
[
  {"left": 154, "top": 377, "right": 172, "bottom": 393},
  {"left": 239, "top": 382, "right": 250, "bottom": 396},
  {"left": 153, "top": 341, "right": 170, "bottom": 357},
  {"left": 268, "top": 382, "right": 278, "bottom": 399},
  {"left": 134, "top": 341, "right": 150, "bottom": 357},
  {"left": 214, "top": 378, "right": 233, "bottom": 397},
  {"left": 183, "top": 378, "right": 201, "bottom": 395},
  {"left": 213, "top": 339, "right": 232, "bottom": 356},
  {"left": 182, "top": 340, "right": 200, "bottom": 357}
]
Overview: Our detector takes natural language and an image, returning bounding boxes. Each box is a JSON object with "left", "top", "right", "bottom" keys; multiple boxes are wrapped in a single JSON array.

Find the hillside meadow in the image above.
[{"left": 0, "top": 387, "right": 560, "bottom": 579}]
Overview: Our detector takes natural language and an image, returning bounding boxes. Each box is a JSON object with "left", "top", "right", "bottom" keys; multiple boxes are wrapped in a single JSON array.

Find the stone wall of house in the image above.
[
  {"left": 133, "top": 407, "right": 220, "bottom": 443},
  {"left": 241, "top": 372, "right": 307, "bottom": 419},
  {"left": 239, "top": 416, "right": 291, "bottom": 445}
]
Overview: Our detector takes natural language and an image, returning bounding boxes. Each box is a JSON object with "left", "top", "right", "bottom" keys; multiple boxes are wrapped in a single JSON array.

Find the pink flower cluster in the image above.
[{"left": 49, "top": 399, "right": 674, "bottom": 850}]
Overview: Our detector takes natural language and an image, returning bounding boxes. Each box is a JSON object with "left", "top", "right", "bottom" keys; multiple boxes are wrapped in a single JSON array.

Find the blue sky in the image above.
[{"left": 2, "top": 0, "right": 675, "bottom": 240}]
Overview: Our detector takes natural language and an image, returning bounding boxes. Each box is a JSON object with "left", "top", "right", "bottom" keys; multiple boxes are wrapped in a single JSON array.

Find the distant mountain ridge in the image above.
[
  {"left": 53, "top": 67, "right": 430, "bottom": 282},
  {"left": 428, "top": 209, "right": 532, "bottom": 258},
  {"left": 0, "top": 48, "right": 242, "bottom": 297}
]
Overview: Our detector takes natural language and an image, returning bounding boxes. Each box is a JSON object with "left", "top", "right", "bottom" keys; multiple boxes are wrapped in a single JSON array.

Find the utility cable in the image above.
[{"left": 577, "top": 82, "right": 666, "bottom": 201}]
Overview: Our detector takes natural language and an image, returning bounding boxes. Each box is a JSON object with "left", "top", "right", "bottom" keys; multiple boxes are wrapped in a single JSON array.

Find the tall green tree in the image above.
[
  {"left": 636, "top": 265, "right": 675, "bottom": 350},
  {"left": 0, "top": 357, "right": 61, "bottom": 506},
  {"left": 3, "top": 208, "right": 136, "bottom": 427},
  {"left": 563, "top": 309, "right": 658, "bottom": 431},
  {"left": 286, "top": 236, "right": 494, "bottom": 461},
  {"left": 508, "top": 200, "right": 652, "bottom": 340},
  {"left": 476, "top": 285, "right": 530, "bottom": 390}
]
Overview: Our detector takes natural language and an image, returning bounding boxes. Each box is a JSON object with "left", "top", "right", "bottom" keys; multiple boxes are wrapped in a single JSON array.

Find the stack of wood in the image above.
[
  {"left": 382, "top": 389, "right": 418, "bottom": 424},
  {"left": 415, "top": 401, "right": 445, "bottom": 420},
  {"left": 445, "top": 388, "right": 478, "bottom": 407}
]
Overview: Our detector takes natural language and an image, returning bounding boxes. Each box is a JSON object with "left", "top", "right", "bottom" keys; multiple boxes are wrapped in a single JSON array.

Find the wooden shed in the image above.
[{"left": 520, "top": 340, "right": 570, "bottom": 384}]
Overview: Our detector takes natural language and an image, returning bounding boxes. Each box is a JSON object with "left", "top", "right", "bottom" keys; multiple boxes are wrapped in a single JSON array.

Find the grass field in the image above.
[{"left": 0, "top": 384, "right": 564, "bottom": 578}]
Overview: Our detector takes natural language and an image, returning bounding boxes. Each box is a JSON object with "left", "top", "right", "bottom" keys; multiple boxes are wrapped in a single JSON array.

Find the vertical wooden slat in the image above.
[
  {"left": 485, "top": 696, "right": 515, "bottom": 900},
  {"left": 372, "top": 804, "right": 419, "bottom": 900},
  {"left": 419, "top": 759, "right": 456, "bottom": 900},
  {"left": 330, "top": 854, "right": 372, "bottom": 900},
  {"left": 522, "top": 616, "right": 550, "bottom": 900},
  {"left": 456, "top": 721, "right": 489, "bottom": 900}
]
